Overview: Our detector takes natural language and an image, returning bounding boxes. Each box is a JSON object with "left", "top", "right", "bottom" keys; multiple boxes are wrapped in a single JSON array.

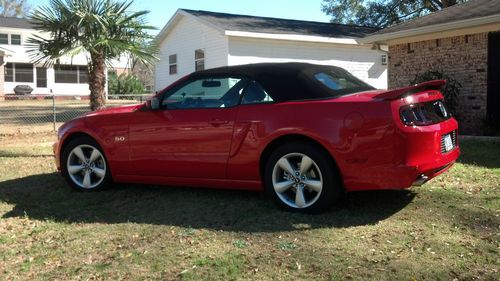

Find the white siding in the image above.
[
  {"left": 0, "top": 26, "right": 126, "bottom": 96},
  {"left": 154, "top": 15, "right": 229, "bottom": 91},
  {"left": 0, "top": 27, "right": 91, "bottom": 96},
  {"left": 4, "top": 68, "right": 90, "bottom": 96},
  {"left": 228, "top": 37, "right": 387, "bottom": 89}
]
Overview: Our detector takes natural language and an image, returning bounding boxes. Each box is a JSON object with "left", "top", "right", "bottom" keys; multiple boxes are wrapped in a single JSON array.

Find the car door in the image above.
[{"left": 127, "top": 76, "right": 247, "bottom": 179}]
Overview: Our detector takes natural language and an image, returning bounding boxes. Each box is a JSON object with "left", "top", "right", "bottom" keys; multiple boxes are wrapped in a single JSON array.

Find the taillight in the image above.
[{"left": 400, "top": 100, "right": 450, "bottom": 126}]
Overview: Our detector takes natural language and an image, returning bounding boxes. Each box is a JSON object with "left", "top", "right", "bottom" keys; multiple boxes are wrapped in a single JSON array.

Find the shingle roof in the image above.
[
  {"left": 0, "top": 17, "right": 31, "bottom": 29},
  {"left": 370, "top": 0, "right": 500, "bottom": 36},
  {"left": 182, "top": 9, "right": 379, "bottom": 39}
]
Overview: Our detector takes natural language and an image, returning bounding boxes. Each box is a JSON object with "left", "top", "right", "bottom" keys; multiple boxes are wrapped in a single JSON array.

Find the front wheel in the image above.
[
  {"left": 61, "top": 136, "right": 112, "bottom": 191},
  {"left": 264, "top": 142, "right": 342, "bottom": 213}
]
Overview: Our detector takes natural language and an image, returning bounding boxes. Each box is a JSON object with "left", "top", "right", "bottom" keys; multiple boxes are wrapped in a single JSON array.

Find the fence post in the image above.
[{"left": 52, "top": 92, "right": 56, "bottom": 132}]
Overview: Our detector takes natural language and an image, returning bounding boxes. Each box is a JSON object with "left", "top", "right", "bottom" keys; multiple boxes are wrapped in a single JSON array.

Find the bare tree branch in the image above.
[{"left": 322, "top": 0, "right": 468, "bottom": 27}]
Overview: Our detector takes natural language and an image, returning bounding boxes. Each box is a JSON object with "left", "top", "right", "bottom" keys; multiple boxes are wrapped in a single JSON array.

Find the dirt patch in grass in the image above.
[{"left": 0, "top": 136, "right": 498, "bottom": 280}]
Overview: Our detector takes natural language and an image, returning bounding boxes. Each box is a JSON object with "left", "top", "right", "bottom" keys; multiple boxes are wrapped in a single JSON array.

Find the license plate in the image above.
[{"left": 444, "top": 134, "right": 454, "bottom": 152}]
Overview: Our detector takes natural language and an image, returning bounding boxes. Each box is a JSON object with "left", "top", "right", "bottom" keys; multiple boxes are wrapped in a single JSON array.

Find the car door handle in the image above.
[{"left": 209, "top": 119, "right": 229, "bottom": 126}]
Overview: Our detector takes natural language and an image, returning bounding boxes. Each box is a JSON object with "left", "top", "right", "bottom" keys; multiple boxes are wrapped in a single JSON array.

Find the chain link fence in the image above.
[{"left": 0, "top": 94, "right": 152, "bottom": 135}]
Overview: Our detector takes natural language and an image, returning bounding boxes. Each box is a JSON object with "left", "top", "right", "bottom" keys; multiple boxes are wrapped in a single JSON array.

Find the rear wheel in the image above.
[
  {"left": 264, "top": 142, "right": 342, "bottom": 213},
  {"left": 61, "top": 136, "right": 111, "bottom": 191}
]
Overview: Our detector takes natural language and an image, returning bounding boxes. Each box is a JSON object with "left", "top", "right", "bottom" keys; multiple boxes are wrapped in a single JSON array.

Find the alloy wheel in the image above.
[
  {"left": 272, "top": 153, "right": 323, "bottom": 209},
  {"left": 66, "top": 144, "right": 107, "bottom": 189}
]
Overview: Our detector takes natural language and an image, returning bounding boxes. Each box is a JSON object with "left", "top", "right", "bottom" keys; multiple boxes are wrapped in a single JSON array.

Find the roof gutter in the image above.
[{"left": 360, "top": 13, "right": 500, "bottom": 44}]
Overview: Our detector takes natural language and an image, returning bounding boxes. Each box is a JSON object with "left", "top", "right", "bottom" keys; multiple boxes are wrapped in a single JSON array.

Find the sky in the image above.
[{"left": 31, "top": 0, "right": 332, "bottom": 34}]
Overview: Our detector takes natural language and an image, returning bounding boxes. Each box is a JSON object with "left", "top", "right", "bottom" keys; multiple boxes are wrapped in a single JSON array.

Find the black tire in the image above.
[
  {"left": 61, "top": 136, "right": 112, "bottom": 191},
  {"left": 264, "top": 141, "right": 342, "bottom": 213}
]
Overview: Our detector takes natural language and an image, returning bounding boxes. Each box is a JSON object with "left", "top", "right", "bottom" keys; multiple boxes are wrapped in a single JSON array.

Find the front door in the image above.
[
  {"left": 488, "top": 32, "right": 500, "bottom": 124},
  {"left": 128, "top": 76, "right": 247, "bottom": 179}
]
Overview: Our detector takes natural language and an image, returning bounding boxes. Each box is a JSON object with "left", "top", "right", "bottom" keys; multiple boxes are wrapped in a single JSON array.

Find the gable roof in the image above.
[
  {"left": 181, "top": 9, "right": 379, "bottom": 38},
  {"left": 362, "top": 0, "right": 500, "bottom": 43},
  {"left": 157, "top": 9, "right": 379, "bottom": 44},
  {"left": 0, "top": 17, "right": 32, "bottom": 29}
]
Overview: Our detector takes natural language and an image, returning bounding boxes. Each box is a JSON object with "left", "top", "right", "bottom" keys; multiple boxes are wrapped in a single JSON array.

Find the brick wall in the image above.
[{"left": 388, "top": 33, "right": 488, "bottom": 134}]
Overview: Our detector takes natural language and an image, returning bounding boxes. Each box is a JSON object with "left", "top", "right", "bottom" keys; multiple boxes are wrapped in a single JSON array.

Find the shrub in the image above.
[
  {"left": 108, "top": 72, "right": 145, "bottom": 99},
  {"left": 411, "top": 70, "right": 462, "bottom": 118}
]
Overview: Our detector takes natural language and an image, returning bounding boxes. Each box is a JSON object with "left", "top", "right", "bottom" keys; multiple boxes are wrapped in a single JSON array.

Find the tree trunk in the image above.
[{"left": 89, "top": 52, "right": 106, "bottom": 111}]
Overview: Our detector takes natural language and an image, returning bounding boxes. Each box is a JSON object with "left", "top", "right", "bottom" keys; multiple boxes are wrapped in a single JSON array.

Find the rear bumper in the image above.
[
  {"left": 341, "top": 117, "right": 460, "bottom": 191},
  {"left": 398, "top": 118, "right": 460, "bottom": 187}
]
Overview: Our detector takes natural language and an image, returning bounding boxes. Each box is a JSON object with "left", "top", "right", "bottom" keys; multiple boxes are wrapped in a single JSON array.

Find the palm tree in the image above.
[{"left": 28, "top": 0, "right": 157, "bottom": 110}]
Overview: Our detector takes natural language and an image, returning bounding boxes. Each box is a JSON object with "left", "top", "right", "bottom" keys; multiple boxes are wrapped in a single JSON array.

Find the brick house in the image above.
[{"left": 361, "top": 0, "right": 500, "bottom": 135}]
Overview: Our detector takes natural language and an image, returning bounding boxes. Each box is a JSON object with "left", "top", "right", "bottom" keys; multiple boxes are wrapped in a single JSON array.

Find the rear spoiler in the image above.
[{"left": 375, "top": 80, "right": 446, "bottom": 100}]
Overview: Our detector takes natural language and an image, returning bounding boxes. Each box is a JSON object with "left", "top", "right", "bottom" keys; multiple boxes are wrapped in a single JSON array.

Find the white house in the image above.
[
  {"left": 155, "top": 9, "right": 388, "bottom": 91},
  {"left": 0, "top": 17, "right": 130, "bottom": 97}
]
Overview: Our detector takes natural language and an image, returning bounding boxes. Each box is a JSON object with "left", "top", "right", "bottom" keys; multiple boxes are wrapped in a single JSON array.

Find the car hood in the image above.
[{"left": 84, "top": 103, "right": 144, "bottom": 117}]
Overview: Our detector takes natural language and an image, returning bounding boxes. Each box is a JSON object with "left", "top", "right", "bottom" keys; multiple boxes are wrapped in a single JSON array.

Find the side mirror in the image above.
[{"left": 150, "top": 96, "right": 160, "bottom": 110}]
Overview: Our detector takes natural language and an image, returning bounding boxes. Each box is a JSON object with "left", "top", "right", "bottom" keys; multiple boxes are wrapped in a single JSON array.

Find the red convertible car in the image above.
[{"left": 54, "top": 63, "right": 459, "bottom": 213}]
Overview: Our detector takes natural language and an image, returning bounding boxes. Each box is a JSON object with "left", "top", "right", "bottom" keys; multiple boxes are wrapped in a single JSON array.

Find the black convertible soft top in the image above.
[{"left": 189, "top": 62, "right": 375, "bottom": 102}]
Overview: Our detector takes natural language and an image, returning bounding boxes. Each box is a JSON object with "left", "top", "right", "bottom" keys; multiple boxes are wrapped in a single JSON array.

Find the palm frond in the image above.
[{"left": 28, "top": 0, "right": 158, "bottom": 67}]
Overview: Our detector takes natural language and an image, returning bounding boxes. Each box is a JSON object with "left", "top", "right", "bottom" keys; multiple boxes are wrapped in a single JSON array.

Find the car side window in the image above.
[
  {"left": 314, "top": 72, "right": 366, "bottom": 90},
  {"left": 162, "top": 77, "right": 247, "bottom": 109},
  {"left": 241, "top": 80, "right": 274, "bottom": 105}
]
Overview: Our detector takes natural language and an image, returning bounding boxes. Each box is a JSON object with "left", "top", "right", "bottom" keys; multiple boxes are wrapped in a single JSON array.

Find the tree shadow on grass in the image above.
[
  {"left": 0, "top": 173, "right": 415, "bottom": 232},
  {"left": 458, "top": 140, "right": 500, "bottom": 168}
]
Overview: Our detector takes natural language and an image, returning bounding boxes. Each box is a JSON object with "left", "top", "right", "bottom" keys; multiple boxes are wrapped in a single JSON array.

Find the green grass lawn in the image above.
[{"left": 0, "top": 133, "right": 498, "bottom": 280}]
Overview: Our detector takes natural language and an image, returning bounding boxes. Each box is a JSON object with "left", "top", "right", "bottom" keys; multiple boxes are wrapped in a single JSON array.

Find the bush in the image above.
[
  {"left": 411, "top": 70, "right": 462, "bottom": 118},
  {"left": 108, "top": 72, "right": 145, "bottom": 99}
]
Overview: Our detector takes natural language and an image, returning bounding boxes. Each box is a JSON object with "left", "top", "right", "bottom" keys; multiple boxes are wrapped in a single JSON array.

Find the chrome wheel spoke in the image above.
[
  {"left": 82, "top": 171, "right": 92, "bottom": 188},
  {"left": 272, "top": 152, "right": 323, "bottom": 209},
  {"left": 274, "top": 180, "right": 294, "bottom": 193},
  {"left": 89, "top": 148, "right": 100, "bottom": 163},
  {"left": 68, "top": 165, "right": 84, "bottom": 174},
  {"left": 92, "top": 167, "right": 106, "bottom": 178},
  {"left": 304, "top": 180, "right": 322, "bottom": 192},
  {"left": 299, "top": 155, "right": 313, "bottom": 174},
  {"left": 295, "top": 186, "right": 306, "bottom": 208},
  {"left": 278, "top": 158, "right": 296, "bottom": 175},
  {"left": 73, "top": 147, "right": 86, "bottom": 162},
  {"left": 67, "top": 144, "right": 107, "bottom": 189}
]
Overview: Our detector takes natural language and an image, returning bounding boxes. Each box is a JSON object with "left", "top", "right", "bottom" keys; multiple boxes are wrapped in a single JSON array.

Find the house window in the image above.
[
  {"left": 145, "top": 85, "right": 154, "bottom": 92},
  {"left": 10, "top": 34, "right": 21, "bottom": 45},
  {"left": 381, "top": 54, "right": 388, "bottom": 65},
  {"left": 195, "top": 49, "right": 205, "bottom": 72},
  {"left": 55, "top": 65, "right": 77, "bottom": 83},
  {"left": 5, "top": 63, "right": 14, "bottom": 81},
  {"left": 79, "top": 66, "right": 88, "bottom": 83},
  {"left": 36, "top": 67, "right": 47, "bottom": 88},
  {"left": 407, "top": 43, "right": 414, "bottom": 53},
  {"left": 16, "top": 64, "right": 35, "bottom": 82},
  {"left": 0, "top": 34, "right": 8, "bottom": 44},
  {"left": 169, "top": 54, "right": 177, "bottom": 75},
  {"left": 55, "top": 65, "right": 88, "bottom": 83},
  {"left": 4, "top": 63, "right": 34, "bottom": 82}
]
